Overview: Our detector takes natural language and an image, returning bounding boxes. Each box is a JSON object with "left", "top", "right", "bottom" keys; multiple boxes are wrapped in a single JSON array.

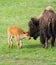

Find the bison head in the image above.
[{"left": 28, "top": 17, "right": 39, "bottom": 40}]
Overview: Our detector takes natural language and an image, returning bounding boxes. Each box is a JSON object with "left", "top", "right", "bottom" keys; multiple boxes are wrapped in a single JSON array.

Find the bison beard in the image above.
[{"left": 28, "top": 7, "right": 56, "bottom": 48}]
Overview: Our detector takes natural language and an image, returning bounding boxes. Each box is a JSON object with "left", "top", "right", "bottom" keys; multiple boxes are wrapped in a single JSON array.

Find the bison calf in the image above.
[{"left": 7, "top": 26, "right": 30, "bottom": 49}]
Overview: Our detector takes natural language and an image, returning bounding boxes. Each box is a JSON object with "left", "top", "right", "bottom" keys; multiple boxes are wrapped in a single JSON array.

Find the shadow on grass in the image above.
[{"left": 23, "top": 44, "right": 42, "bottom": 49}]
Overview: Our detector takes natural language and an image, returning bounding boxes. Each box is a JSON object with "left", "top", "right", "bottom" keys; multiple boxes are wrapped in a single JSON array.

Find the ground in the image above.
[{"left": 0, "top": 0, "right": 56, "bottom": 65}]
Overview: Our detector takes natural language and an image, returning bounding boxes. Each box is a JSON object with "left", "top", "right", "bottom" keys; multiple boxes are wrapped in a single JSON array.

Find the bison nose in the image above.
[{"left": 29, "top": 37, "right": 31, "bottom": 39}]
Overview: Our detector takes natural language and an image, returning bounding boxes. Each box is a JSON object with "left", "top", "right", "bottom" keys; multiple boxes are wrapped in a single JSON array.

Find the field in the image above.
[{"left": 0, "top": 0, "right": 56, "bottom": 65}]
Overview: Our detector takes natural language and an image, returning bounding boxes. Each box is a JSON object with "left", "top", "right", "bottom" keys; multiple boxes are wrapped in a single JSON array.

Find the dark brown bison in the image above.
[
  {"left": 28, "top": 6, "right": 56, "bottom": 48},
  {"left": 28, "top": 18, "right": 39, "bottom": 40}
]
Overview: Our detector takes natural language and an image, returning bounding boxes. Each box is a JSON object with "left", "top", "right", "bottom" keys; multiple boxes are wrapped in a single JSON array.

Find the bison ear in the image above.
[{"left": 31, "top": 17, "right": 39, "bottom": 26}]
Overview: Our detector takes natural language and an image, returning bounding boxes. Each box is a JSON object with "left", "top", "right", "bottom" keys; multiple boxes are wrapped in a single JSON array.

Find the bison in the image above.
[{"left": 28, "top": 6, "right": 56, "bottom": 48}]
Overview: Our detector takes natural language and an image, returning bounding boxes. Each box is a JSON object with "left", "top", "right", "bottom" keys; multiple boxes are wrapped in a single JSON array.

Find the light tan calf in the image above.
[{"left": 7, "top": 26, "right": 30, "bottom": 48}]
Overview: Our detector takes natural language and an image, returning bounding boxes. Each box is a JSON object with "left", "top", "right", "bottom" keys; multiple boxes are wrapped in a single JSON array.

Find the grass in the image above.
[{"left": 0, "top": 0, "right": 56, "bottom": 65}]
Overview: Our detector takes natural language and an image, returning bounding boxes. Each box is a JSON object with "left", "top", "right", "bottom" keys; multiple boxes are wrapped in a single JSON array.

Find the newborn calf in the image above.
[{"left": 7, "top": 26, "right": 30, "bottom": 48}]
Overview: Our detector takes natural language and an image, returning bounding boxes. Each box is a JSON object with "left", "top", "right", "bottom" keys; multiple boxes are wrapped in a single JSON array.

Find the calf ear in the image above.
[{"left": 31, "top": 18, "right": 39, "bottom": 26}]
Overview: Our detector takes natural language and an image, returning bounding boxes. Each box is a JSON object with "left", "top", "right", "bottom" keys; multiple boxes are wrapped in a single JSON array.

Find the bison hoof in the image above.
[{"left": 45, "top": 46, "right": 48, "bottom": 49}]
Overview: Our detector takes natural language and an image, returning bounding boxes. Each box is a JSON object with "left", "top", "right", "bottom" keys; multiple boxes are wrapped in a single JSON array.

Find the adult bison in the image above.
[{"left": 28, "top": 6, "right": 56, "bottom": 48}]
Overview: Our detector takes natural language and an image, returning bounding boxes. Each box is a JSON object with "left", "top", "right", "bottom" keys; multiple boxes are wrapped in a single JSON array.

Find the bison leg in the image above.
[
  {"left": 50, "top": 36, "right": 55, "bottom": 48},
  {"left": 45, "top": 38, "right": 48, "bottom": 48},
  {"left": 42, "top": 43, "right": 45, "bottom": 48},
  {"left": 40, "top": 35, "right": 45, "bottom": 48},
  {"left": 40, "top": 36, "right": 48, "bottom": 48}
]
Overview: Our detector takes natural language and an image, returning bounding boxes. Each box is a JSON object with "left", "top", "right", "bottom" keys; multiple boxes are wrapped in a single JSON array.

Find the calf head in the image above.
[{"left": 24, "top": 32, "right": 31, "bottom": 39}]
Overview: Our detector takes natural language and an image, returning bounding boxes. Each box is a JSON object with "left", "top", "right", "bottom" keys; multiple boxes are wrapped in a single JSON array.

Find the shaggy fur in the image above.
[
  {"left": 28, "top": 18, "right": 39, "bottom": 40},
  {"left": 28, "top": 6, "right": 56, "bottom": 48}
]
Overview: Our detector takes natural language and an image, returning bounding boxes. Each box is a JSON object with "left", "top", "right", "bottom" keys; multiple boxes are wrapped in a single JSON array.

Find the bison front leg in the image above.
[
  {"left": 50, "top": 36, "right": 55, "bottom": 48},
  {"left": 40, "top": 35, "right": 45, "bottom": 48},
  {"left": 45, "top": 38, "right": 48, "bottom": 48},
  {"left": 42, "top": 43, "right": 45, "bottom": 48}
]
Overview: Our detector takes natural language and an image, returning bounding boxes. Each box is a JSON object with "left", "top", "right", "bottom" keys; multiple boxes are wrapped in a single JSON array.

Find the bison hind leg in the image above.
[{"left": 50, "top": 36, "right": 55, "bottom": 48}]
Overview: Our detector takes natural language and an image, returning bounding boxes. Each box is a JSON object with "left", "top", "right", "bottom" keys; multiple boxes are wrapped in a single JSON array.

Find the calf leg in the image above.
[
  {"left": 15, "top": 38, "right": 19, "bottom": 49},
  {"left": 16, "top": 40, "right": 22, "bottom": 49},
  {"left": 16, "top": 41, "right": 19, "bottom": 49},
  {"left": 8, "top": 35, "right": 12, "bottom": 48},
  {"left": 19, "top": 40, "right": 22, "bottom": 49}
]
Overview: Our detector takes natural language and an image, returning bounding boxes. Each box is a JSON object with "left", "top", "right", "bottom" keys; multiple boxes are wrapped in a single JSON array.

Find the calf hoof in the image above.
[
  {"left": 19, "top": 46, "right": 22, "bottom": 49},
  {"left": 11, "top": 44, "right": 13, "bottom": 48},
  {"left": 8, "top": 45, "right": 10, "bottom": 48}
]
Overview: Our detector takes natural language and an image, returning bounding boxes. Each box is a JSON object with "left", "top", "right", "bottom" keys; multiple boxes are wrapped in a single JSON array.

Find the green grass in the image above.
[{"left": 0, "top": 0, "right": 56, "bottom": 65}]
